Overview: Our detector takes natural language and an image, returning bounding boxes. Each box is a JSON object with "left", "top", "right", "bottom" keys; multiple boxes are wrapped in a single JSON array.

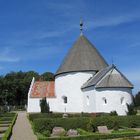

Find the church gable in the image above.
[
  {"left": 96, "top": 66, "right": 133, "bottom": 89},
  {"left": 82, "top": 65, "right": 133, "bottom": 89}
]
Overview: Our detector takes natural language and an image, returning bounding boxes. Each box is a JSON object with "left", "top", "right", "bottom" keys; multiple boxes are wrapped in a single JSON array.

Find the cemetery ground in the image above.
[
  {"left": 28, "top": 112, "right": 140, "bottom": 140},
  {"left": 0, "top": 113, "right": 17, "bottom": 140},
  {"left": 0, "top": 108, "right": 140, "bottom": 140}
]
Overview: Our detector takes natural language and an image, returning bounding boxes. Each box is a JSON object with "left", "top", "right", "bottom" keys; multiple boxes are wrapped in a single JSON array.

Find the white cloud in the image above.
[
  {"left": 86, "top": 13, "right": 140, "bottom": 29},
  {"left": 0, "top": 47, "right": 20, "bottom": 62},
  {"left": 128, "top": 42, "right": 140, "bottom": 48}
]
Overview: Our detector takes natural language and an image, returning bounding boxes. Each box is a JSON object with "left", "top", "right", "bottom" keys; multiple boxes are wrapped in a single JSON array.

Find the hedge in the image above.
[
  {"left": 29, "top": 113, "right": 63, "bottom": 121},
  {"left": 0, "top": 113, "right": 16, "bottom": 117},
  {"left": 32, "top": 115, "right": 140, "bottom": 133},
  {"left": 0, "top": 117, "right": 13, "bottom": 121},
  {"left": 37, "top": 132, "right": 140, "bottom": 140},
  {"left": 1, "top": 113, "right": 17, "bottom": 140},
  {"left": 28, "top": 113, "right": 91, "bottom": 122},
  {"left": 33, "top": 117, "right": 89, "bottom": 133}
]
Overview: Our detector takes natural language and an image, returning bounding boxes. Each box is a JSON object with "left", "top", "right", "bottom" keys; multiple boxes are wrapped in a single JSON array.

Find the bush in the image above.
[
  {"left": 31, "top": 115, "right": 140, "bottom": 140},
  {"left": 28, "top": 113, "right": 91, "bottom": 122},
  {"left": 33, "top": 117, "right": 89, "bottom": 133},
  {"left": 0, "top": 117, "right": 13, "bottom": 121},
  {"left": 110, "top": 111, "right": 118, "bottom": 116},
  {"left": 32, "top": 115, "right": 140, "bottom": 135},
  {"left": 42, "top": 130, "right": 51, "bottom": 137},
  {"left": 0, "top": 113, "right": 15, "bottom": 117},
  {"left": 113, "top": 120, "right": 119, "bottom": 130},
  {"left": 33, "top": 118, "right": 54, "bottom": 133},
  {"left": 28, "top": 113, "right": 63, "bottom": 121},
  {"left": 1, "top": 113, "right": 17, "bottom": 140},
  {"left": 40, "top": 98, "right": 50, "bottom": 113},
  {"left": 126, "top": 104, "right": 137, "bottom": 115},
  {"left": 37, "top": 132, "right": 140, "bottom": 140}
]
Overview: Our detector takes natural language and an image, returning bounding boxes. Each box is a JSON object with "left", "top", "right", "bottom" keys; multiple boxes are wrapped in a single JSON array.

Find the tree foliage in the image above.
[
  {"left": 135, "top": 91, "right": 140, "bottom": 107},
  {"left": 0, "top": 71, "right": 54, "bottom": 106},
  {"left": 126, "top": 103, "right": 137, "bottom": 115},
  {"left": 40, "top": 72, "right": 54, "bottom": 81},
  {"left": 40, "top": 97, "right": 50, "bottom": 113}
]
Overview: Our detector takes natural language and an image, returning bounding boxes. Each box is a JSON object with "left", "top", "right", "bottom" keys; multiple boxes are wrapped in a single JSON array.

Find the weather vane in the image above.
[{"left": 80, "top": 18, "right": 83, "bottom": 35}]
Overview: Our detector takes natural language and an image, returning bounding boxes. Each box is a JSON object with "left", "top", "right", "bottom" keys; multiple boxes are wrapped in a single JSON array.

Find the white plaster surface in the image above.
[
  {"left": 27, "top": 71, "right": 133, "bottom": 116},
  {"left": 54, "top": 71, "right": 95, "bottom": 113}
]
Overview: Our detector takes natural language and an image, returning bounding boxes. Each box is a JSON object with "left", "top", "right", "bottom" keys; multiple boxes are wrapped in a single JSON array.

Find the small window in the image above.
[
  {"left": 121, "top": 97, "right": 125, "bottom": 105},
  {"left": 86, "top": 96, "right": 89, "bottom": 106},
  {"left": 62, "top": 96, "right": 67, "bottom": 104},
  {"left": 102, "top": 97, "right": 107, "bottom": 104}
]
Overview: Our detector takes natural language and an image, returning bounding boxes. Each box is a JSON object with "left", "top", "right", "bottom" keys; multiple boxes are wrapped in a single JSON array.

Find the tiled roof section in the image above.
[
  {"left": 30, "top": 81, "right": 55, "bottom": 98},
  {"left": 56, "top": 34, "right": 108, "bottom": 76},
  {"left": 82, "top": 65, "right": 133, "bottom": 89},
  {"left": 82, "top": 65, "right": 112, "bottom": 89}
]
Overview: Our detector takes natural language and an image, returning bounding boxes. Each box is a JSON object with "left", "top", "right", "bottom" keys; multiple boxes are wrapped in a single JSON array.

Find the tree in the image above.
[
  {"left": 40, "top": 97, "right": 50, "bottom": 113},
  {"left": 0, "top": 71, "right": 40, "bottom": 106},
  {"left": 135, "top": 91, "right": 140, "bottom": 107},
  {"left": 126, "top": 103, "right": 137, "bottom": 115},
  {"left": 41, "top": 72, "right": 54, "bottom": 81},
  {"left": 0, "top": 70, "right": 53, "bottom": 106}
]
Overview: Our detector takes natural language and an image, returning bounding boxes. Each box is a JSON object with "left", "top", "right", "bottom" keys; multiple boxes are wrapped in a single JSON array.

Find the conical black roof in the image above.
[{"left": 56, "top": 34, "right": 108, "bottom": 76}]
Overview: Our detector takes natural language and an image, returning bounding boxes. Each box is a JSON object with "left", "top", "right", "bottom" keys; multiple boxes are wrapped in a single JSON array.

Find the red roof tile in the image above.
[{"left": 30, "top": 81, "right": 55, "bottom": 98}]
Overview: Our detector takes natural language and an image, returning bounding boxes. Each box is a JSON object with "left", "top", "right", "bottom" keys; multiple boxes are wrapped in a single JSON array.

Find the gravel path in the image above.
[{"left": 10, "top": 111, "right": 37, "bottom": 140}]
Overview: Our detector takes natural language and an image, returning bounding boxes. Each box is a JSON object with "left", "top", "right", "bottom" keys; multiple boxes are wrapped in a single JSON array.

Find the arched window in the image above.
[
  {"left": 62, "top": 96, "right": 67, "bottom": 104},
  {"left": 86, "top": 96, "right": 89, "bottom": 106},
  {"left": 102, "top": 97, "right": 107, "bottom": 104},
  {"left": 121, "top": 97, "right": 125, "bottom": 105}
]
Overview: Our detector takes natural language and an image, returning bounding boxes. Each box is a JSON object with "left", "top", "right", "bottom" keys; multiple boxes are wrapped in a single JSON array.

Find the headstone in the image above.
[
  {"left": 63, "top": 113, "right": 68, "bottom": 118},
  {"left": 97, "top": 126, "right": 110, "bottom": 134},
  {"left": 51, "top": 127, "right": 65, "bottom": 136},
  {"left": 67, "top": 129, "right": 78, "bottom": 136}
]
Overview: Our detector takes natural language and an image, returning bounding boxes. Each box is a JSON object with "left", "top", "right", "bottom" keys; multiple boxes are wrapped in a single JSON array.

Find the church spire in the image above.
[{"left": 80, "top": 18, "right": 83, "bottom": 36}]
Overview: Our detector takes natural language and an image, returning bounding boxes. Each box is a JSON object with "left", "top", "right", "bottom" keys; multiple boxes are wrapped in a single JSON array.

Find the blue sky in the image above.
[{"left": 0, "top": 0, "right": 140, "bottom": 94}]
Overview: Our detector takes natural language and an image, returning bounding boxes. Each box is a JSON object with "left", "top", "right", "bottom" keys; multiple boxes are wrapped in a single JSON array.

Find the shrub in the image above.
[
  {"left": 0, "top": 113, "right": 15, "bottom": 117},
  {"left": 110, "top": 111, "right": 118, "bottom": 116},
  {"left": 33, "top": 118, "right": 54, "bottom": 133},
  {"left": 32, "top": 115, "right": 140, "bottom": 135},
  {"left": 113, "top": 120, "right": 119, "bottom": 130},
  {"left": 126, "top": 104, "right": 137, "bottom": 115},
  {"left": 28, "top": 113, "right": 63, "bottom": 121},
  {"left": 86, "top": 119, "right": 96, "bottom": 132},
  {"left": 77, "top": 128, "right": 93, "bottom": 135},
  {"left": 42, "top": 130, "right": 51, "bottom": 137},
  {"left": 33, "top": 117, "right": 89, "bottom": 134},
  {"left": 37, "top": 132, "right": 140, "bottom": 140},
  {"left": 1, "top": 113, "right": 17, "bottom": 140},
  {"left": 40, "top": 98, "right": 50, "bottom": 113},
  {"left": 28, "top": 113, "right": 92, "bottom": 122}
]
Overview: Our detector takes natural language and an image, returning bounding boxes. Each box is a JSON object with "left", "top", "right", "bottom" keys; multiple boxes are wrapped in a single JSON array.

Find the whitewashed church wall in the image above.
[
  {"left": 95, "top": 88, "right": 133, "bottom": 115},
  {"left": 27, "top": 98, "right": 41, "bottom": 112},
  {"left": 46, "top": 98, "right": 58, "bottom": 112},
  {"left": 82, "top": 87, "right": 96, "bottom": 113},
  {"left": 55, "top": 71, "right": 95, "bottom": 113}
]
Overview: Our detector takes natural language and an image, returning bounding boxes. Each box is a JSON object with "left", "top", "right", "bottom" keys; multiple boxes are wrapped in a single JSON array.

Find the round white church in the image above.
[{"left": 27, "top": 22, "right": 133, "bottom": 115}]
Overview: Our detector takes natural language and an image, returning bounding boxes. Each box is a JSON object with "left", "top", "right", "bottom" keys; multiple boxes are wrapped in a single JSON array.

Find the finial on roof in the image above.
[{"left": 80, "top": 18, "right": 83, "bottom": 35}]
